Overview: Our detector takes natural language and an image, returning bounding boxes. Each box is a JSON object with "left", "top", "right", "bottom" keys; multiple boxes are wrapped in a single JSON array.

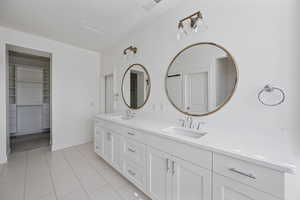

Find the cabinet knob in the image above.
[
  {"left": 166, "top": 159, "right": 170, "bottom": 172},
  {"left": 172, "top": 161, "right": 175, "bottom": 175},
  {"left": 128, "top": 147, "right": 136, "bottom": 153},
  {"left": 128, "top": 170, "right": 136, "bottom": 176}
]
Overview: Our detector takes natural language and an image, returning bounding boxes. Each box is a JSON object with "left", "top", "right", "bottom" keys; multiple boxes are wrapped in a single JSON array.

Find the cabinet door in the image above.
[
  {"left": 147, "top": 147, "right": 172, "bottom": 200},
  {"left": 103, "top": 130, "right": 114, "bottom": 163},
  {"left": 123, "top": 157, "right": 147, "bottom": 191},
  {"left": 172, "top": 158, "right": 211, "bottom": 200},
  {"left": 112, "top": 133, "right": 123, "bottom": 172},
  {"left": 213, "top": 174, "right": 278, "bottom": 200},
  {"left": 94, "top": 126, "right": 104, "bottom": 156}
]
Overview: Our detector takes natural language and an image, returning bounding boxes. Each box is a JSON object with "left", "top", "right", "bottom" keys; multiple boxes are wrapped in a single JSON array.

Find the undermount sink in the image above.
[
  {"left": 162, "top": 126, "right": 207, "bottom": 139},
  {"left": 110, "top": 115, "right": 132, "bottom": 120}
]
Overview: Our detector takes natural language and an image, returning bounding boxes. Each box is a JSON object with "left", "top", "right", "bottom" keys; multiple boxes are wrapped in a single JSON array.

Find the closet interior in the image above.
[{"left": 8, "top": 49, "right": 51, "bottom": 153}]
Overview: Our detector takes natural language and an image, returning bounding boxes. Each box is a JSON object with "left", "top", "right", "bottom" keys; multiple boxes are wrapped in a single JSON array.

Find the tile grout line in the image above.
[
  {"left": 75, "top": 146, "right": 116, "bottom": 186},
  {"left": 44, "top": 149, "right": 59, "bottom": 200},
  {"left": 61, "top": 149, "right": 92, "bottom": 200},
  {"left": 75, "top": 146, "right": 110, "bottom": 180},
  {"left": 23, "top": 151, "right": 29, "bottom": 200},
  {"left": 75, "top": 145, "right": 130, "bottom": 200},
  {"left": 75, "top": 146, "right": 126, "bottom": 198}
]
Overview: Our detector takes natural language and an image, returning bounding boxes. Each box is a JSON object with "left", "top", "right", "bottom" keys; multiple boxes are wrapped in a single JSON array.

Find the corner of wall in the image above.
[{"left": 0, "top": 153, "right": 7, "bottom": 164}]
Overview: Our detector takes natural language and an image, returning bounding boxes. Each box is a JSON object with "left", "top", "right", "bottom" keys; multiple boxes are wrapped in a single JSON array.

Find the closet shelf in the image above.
[
  {"left": 17, "top": 104, "right": 43, "bottom": 107},
  {"left": 16, "top": 80, "right": 43, "bottom": 84}
]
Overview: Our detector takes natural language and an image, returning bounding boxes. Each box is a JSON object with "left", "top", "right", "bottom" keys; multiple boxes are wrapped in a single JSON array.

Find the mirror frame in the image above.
[
  {"left": 121, "top": 63, "right": 151, "bottom": 110},
  {"left": 165, "top": 42, "right": 239, "bottom": 117}
]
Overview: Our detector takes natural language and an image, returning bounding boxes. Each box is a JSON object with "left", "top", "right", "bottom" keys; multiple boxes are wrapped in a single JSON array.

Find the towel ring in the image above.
[{"left": 258, "top": 85, "right": 285, "bottom": 106}]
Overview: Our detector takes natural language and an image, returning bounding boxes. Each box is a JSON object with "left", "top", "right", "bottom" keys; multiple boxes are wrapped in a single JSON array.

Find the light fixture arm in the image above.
[
  {"left": 123, "top": 46, "right": 138, "bottom": 55},
  {"left": 178, "top": 11, "right": 203, "bottom": 27}
]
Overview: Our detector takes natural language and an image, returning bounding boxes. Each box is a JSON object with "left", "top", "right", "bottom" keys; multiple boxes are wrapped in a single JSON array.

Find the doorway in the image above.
[
  {"left": 130, "top": 70, "right": 144, "bottom": 109},
  {"left": 105, "top": 74, "right": 114, "bottom": 113},
  {"left": 6, "top": 45, "right": 52, "bottom": 153}
]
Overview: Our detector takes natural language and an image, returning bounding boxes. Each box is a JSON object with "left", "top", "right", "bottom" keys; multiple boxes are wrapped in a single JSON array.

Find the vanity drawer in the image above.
[
  {"left": 213, "top": 153, "right": 284, "bottom": 198},
  {"left": 146, "top": 133, "right": 212, "bottom": 170},
  {"left": 123, "top": 138, "right": 146, "bottom": 166},
  {"left": 94, "top": 120, "right": 108, "bottom": 128},
  {"left": 121, "top": 126, "right": 144, "bottom": 143},
  {"left": 123, "top": 158, "right": 146, "bottom": 190}
]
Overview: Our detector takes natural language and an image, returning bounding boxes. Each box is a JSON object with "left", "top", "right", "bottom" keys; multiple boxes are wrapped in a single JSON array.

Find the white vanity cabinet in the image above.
[
  {"left": 94, "top": 126, "right": 104, "bottom": 156},
  {"left": 146, "top": 146, "right": 211, "bottom": 200},
  {"left": 213, "top": 174, "right": 278, "bottom": 200},
  {"left": 123, "top": 137, "right": 147, "bottom": 190},
  {"left": 94, "top": 117, "right": 291, "bottom": 200},
  {"left": 147, "top": 147, "right": 173, "bottom": 200},
  {"left": 103, "top": 130, "right": 114, "bottom": 163},
  {"left": 112, "top": 133, "right": 123, "bottom": 172},
  {"left": 172, "top": 157, "right": 211, "bottom": 200},
  {"left": 94, "top": 123, "right": 123, "bottom": 172},
  {"left": 103, "top": 130, "right": 124, "bottom": 172}
]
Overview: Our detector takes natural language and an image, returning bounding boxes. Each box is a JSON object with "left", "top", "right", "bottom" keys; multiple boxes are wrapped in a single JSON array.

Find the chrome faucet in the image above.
[
  {"left": 126, "top": 109, "right": 135, "bottom": 119},
  {"left": 178, "top": 118, "right": 185, "bottom": 127},
  {"left": 182, "top": 116, "right": 193, "bottom": 128},
  {"left": 187, "top": 116, "right": 193, "bottom": 128},
  {"left": 196, "top": 122, "right": 205, "bottom": 130},
  {"left": 179, "top": 116, "right": 193, "bottom": 128}
]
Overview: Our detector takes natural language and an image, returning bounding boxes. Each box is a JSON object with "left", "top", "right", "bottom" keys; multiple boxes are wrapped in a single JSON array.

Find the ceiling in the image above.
[{"left": 0, "top": 0, "right": 180, "bottom": 52}]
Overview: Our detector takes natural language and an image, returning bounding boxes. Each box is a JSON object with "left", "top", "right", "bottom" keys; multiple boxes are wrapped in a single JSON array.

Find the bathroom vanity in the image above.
[
  {"left": 94, "top": 42, "right": 295, "bottom": 200},
  {"left": 94, "top": 114, "right": 295, "bottom": 200}
]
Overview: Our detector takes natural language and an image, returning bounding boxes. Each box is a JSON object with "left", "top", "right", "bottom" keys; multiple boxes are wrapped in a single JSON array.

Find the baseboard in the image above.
[
  {"left": 10, "top": 129, "right": 50, "bottom": 137},
  {"left": 0, "top": 154, "right": 8, "bottom": 164},
  {"left": 51, "top": 138, "right": 93, "bottom": 152}
]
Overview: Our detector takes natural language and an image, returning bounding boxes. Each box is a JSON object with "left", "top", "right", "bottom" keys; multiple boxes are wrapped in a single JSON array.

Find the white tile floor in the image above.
[{"left": 0, "top": 143, "right": 151, "bottom": 200}]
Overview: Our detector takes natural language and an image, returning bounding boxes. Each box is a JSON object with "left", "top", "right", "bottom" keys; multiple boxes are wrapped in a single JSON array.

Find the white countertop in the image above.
[{"left": 95, "top": 113, "right": 296, "bottom": 174}]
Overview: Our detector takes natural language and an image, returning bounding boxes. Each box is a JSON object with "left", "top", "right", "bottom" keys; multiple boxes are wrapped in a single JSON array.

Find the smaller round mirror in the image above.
[
  {"left": 165, "top": 43, "right": 238, "bottom": 116},
  {"left": 122, "top": 64, "right": 151, "bottom": 109}
]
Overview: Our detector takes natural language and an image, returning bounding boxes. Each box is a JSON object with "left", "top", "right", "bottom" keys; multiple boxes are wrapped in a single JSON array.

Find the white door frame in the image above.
[
  {"left": 183, "top": 66, "right": 213, "bottom": 112},
  {"left": 104, "top": 73, "right": 114, "bottom": 113}
]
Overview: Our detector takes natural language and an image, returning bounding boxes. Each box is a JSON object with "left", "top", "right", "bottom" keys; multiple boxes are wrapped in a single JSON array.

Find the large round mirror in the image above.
[
  {"left": 122, "top": 64, "right": 151, "bottom": 109},
  {"left": 165, "top": 43, "right": 238, "bottom": 116}
]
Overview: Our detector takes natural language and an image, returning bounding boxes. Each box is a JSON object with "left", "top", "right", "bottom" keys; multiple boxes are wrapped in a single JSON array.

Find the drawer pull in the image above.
[
  {"left": 172, "top": 161, "right": 175, "bottom": 175},
  {"left": 128, "top": 170, "right": 136, "bottom": 176},
  {"left": 229, "top": 168, "right": 256, "bottom": 179},
  {"left": 128, "top": 132, "right": 135, "bottom": 136},
  {"left": 128, "top": 148, "right": 136, "bottom": 153},
  {"left": 107, "top": 132, "right": 111, "bottom": 141},
  {"left": 166, "top": 159, "right": 170, "bottom": 172}
]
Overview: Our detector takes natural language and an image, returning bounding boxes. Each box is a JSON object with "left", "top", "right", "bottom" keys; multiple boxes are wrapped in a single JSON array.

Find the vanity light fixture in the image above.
[
  {"left": 123, "top": 46, "right": 137, "bottom": 59},
  {"left": 177, "top": 11, "right": 207, "bottom": 40}
]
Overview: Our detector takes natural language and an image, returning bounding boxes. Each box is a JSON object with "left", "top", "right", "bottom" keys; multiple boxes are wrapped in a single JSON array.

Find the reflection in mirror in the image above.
[
  {"left": 122, "top": 64, "right": 151, "bottom": 109},
  {"left": 165, "top": 43, "right": 238, "bottom": 116}
]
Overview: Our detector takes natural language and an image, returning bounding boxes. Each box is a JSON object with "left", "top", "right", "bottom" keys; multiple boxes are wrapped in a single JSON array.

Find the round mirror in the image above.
[
  {"left": 165, "top": 43, "right": 238, "bottom": 116},
  {"left": 122, "top": 64, "right": 151, "bottom": 109}
]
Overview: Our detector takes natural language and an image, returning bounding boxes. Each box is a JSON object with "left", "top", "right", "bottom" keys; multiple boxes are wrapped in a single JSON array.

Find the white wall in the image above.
[
  {"left": 0, "top": 26, "right": 100, "bottom": 163},
  {"left": 101, "top": 0, "right": 300, "bottom": 199}
]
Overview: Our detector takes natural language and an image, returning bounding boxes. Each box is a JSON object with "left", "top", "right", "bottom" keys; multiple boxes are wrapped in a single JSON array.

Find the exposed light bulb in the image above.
[
  {"left": 177, "top": 32, "right": 181, "bottom": 40},
  {"left": 177, "top": 23, "right": 183, "bottom": 40},
  {"left": 195, "top": 18, "right": 207, "bottom": 32}
]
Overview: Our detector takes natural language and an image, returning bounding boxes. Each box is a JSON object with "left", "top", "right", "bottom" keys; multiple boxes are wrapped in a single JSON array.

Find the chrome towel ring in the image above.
[{"left": 258, "top": 84, "right": 285, "bottom": 106}]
